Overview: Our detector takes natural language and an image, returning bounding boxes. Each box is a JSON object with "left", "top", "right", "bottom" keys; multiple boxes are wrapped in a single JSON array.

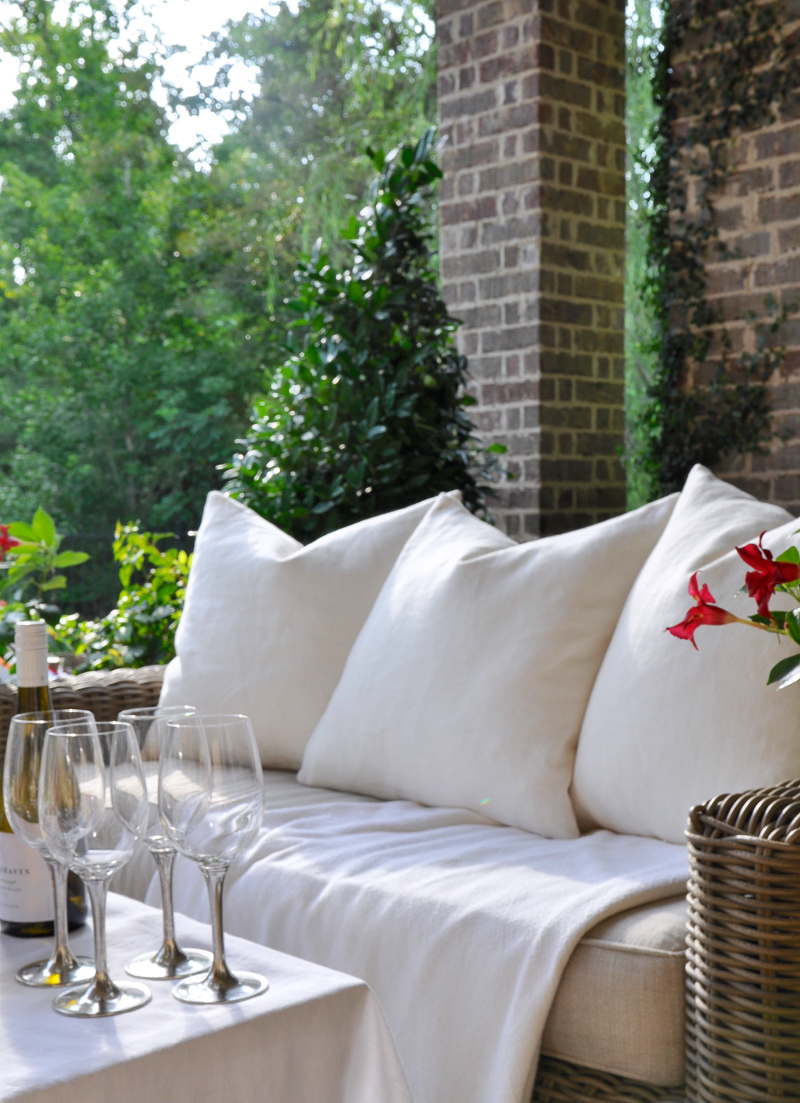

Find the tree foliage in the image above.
[
  {"left": 197, "top": 0, "right": 436, "bottom": 258},
  {"left": 222, "top": 133, "right": 497, "bottom": 541},
  {"left": 624, "top": 0, "right": 663, "bottom": 507},
  {"left": 0, "top": 0, "right": 437, "bottom": 557},
  {"left": 56, "top": 524, "right": 191, "bottom": 669},
  {"left": 0, "top": 0, "right": 272, "bottom": 535}
]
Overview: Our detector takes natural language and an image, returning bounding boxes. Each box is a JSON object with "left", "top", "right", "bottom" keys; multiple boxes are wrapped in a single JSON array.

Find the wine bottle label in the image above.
[{"left": 0, "top": 832, "right": 53, "bottom": 923}]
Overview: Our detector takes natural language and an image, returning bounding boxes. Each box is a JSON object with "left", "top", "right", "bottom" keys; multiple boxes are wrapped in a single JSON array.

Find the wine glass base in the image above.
[
  {"left": 172, "top": 969, "right": 269, "bottom": 1005},
  {"left": 126, "top": 947, "right": 213, "bottom": 980},
  {"left": 16, "top": 957, "right": 95, "bottom": 989},
  {"left": 53, "top": 980, "right": 151, "bottom": 1017}
]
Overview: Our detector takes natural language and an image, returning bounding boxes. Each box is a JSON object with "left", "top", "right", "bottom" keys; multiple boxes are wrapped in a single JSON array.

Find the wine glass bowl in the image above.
[
  {"left": 2, "top": 709, "right": 96, "bottom": 988},
  {"left": 159, "top": 719, "right": 262, "bottom": 865},
  {"left": 160, "top": 714, "right": 267, "bottom": 1005},
  {"left": 120, "top": 706, "right": 198, "bottom": 849},
  {"left": 117, "top": 705, "right": 212, "bottom": 981},
  {"left": 39, "top": 720, "right": 151, "bottom": 1017}
]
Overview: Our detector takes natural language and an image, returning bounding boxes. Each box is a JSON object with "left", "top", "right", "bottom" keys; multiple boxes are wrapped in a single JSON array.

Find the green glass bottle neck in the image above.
[
  {"left": 16, "top": 685, "right": 53, "bottom": 714},
  {"left": 1, "top": 648, "right": 53, "bottom": 833}
]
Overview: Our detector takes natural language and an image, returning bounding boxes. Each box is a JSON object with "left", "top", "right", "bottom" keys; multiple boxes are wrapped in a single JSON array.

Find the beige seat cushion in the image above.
[{"left": 542, "top": 895, "right": 687, "bottom": 1087}]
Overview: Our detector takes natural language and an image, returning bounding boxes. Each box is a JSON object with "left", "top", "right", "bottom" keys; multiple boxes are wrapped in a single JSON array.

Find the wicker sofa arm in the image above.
[{"left": 0, "top": 664, "right": 166, "bottom": 755}]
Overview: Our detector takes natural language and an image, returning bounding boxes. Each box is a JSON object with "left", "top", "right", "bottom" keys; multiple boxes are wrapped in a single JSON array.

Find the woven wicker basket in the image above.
[
  {"left": 686, "top": 780, "right": 800, "bottom": 1102},
  {"left": 532, "top": 1057, "right": 682, "bottom": 1102},
  {"left": 0, "top": 665, "right": 165, "bottom": 766}
]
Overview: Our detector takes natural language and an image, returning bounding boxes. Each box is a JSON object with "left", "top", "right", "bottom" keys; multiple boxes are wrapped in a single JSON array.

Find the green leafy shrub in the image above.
[
  {"left": 58, "top": 525, "right": 191, "bottom": 670},
  {"left": 222, "top": 130, "right": 501, "bottom": 542},
  {"left": 0, "top": 508, "right": 89, "bottom": 663}
]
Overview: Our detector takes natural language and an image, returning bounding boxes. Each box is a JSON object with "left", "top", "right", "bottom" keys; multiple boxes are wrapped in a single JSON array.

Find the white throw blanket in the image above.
[{"left": 146, "top": 772, "right": 688, "bottom": 1103}]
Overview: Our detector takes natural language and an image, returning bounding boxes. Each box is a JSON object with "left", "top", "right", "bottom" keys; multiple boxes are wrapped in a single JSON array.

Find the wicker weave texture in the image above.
[
  {"left": 686, "top": 781, "right": 800, "bottom": 1102},
  {"left": 532, "top": 1057, "right": 682, "bottom": 1102},
  {"left": 0, "top": 665, "right": 165, "bottom": 769}
]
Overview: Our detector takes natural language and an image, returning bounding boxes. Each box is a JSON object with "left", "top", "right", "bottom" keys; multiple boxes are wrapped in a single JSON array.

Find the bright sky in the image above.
[{"left": 0, "top": 0, "right": 274, "bottom": 157}]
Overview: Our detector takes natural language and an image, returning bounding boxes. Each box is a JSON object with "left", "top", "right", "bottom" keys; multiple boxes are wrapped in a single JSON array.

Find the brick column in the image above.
[{"left": 438, "top": 0, "right": 627, "bottom": 538}]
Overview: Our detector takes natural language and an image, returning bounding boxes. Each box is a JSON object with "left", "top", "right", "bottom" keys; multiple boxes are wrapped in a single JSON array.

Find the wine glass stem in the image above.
[
  {"left": 85, "top": 877, "right": 113, "bottom": 989},
  {"left": 201, "top": 863, "right": 235, "bottom": 987},
  {"left": 47, "top": 857, "right": 70, "bottom": 951},
  {"left": 42, "top": 856, "right": 79, "bottom": 974},
  {"left": 152, "top": 848, "right": 178, "bottom": 950}
]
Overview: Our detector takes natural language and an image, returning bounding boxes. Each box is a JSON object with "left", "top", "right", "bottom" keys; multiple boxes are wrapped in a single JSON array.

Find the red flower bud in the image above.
[{"left": 667, "top": 572, "right": 739, "bottom": 649}]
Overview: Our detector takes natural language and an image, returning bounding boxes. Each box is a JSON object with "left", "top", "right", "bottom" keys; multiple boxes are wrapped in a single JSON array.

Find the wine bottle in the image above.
[{"left": 0, "top": 621, "right": 87, "bottom": 936}]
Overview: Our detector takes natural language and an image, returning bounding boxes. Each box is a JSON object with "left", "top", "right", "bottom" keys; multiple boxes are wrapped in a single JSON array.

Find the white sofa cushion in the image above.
[
  {"left": 299, "top": 492, "right": 677, "bottom": 837},
  {"left": 160, "top": 491, "right": 454, "bottom": 769},
  {"left": 572, "top": 465, "right": 797, "bottom": 843}
]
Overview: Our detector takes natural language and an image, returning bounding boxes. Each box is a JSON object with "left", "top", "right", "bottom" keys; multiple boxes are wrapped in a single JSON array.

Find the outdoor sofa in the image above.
[{"left": 4, "top": 462, "right": 800, "bottom": 1103}]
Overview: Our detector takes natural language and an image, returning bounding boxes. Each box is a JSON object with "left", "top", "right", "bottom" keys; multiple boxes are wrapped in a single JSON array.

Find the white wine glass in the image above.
[
  {"left": 117, "top": 705, "right": 211, "bottom": 980},
  {"left": 159, "top": 714, "right": 267, "bottom": 1004},
  {"left": 3, "top": 709, "right": 97, "bottom": 987},
  {"left": 39, "top": 720, "right": 151, "bottom": 1017}
]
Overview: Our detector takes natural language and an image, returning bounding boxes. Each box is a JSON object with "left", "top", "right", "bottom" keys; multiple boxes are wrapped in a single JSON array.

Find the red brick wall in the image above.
[
  {"left": 697, "top": 107, "right": 800, "bottom": 514},
  {"left": 438, "top": 0, "right": 627, "bottom": 537}
]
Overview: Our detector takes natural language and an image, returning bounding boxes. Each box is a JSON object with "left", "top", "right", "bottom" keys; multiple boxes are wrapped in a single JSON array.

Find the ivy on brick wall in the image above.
[{"left": 630, "top": 0, "right": 799, "bottom": 498}]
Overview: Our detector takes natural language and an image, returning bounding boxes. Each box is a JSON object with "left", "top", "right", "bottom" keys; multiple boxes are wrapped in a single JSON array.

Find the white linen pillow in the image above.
[
  {"left": 160, "top": 491, "right": 456, "bottom": 769},
  {"left": 298, "top": 491, "right": 678, "bottom": 838},
  {"left": 572, "top": 464, "right": 796, "bottom": 844}
]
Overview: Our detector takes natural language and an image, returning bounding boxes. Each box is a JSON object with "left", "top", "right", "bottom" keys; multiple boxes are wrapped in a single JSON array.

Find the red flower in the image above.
[
  {"left": 736, "top": 533, "right": 800, "bottom": 618},
  {"left": 0, "top": 525, "right": 19, "bottom": 562},
  {"left": 667, "top": 573, "right": 740, "bottom": 649}
]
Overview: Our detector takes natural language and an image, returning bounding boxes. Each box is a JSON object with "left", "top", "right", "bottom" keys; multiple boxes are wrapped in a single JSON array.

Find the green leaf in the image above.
[
  {"left": 31, "top": 508, "right": 56, "bottom": 547},
  {"left": 53, "top": 551, "right": 90, "bottom": 568},
  {"left": 7, "top": 563, "right": 38, "bottom": 582},
  {"left": 3, "top": 546, "right": 36, "bottom": 562},
  {"left": 7, "top": 522, "right": 35, "bottom": 541},
  {"left": 33, "top": 603, "right": 63, "bottom": 626},
  {"left": 767, "top": 652, "right": 800, "bottom": 688},
  {"left": 345, "top": 279, "right": 364, "bottom": 303},
  {"left": 777, "top": 546, "right": 800, "bottom": 564},
  {"left": 487, "top": 442, "right": 508, "bottom": 454},
  {"left": 39, "top": 575, "right": 67, "bottom": 591},
  {"left": 787, "top": 610, "right": 800, "bottom": 646}
]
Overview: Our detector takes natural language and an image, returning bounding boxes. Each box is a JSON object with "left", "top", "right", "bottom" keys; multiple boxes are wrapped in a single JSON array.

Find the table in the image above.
[{"left": 0, "top": 893, "right": 413, "bottom": 1103}]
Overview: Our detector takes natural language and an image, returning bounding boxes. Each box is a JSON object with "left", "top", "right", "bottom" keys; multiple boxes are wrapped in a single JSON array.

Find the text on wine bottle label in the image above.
[{"left": 0, "top": 833, "right": 54, "bottom": 923}]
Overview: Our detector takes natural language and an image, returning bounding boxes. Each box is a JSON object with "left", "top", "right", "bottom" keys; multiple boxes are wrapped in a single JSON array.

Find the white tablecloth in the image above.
[{"left": 0, "top": 893, "right": 412, "bottom": 1103}]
